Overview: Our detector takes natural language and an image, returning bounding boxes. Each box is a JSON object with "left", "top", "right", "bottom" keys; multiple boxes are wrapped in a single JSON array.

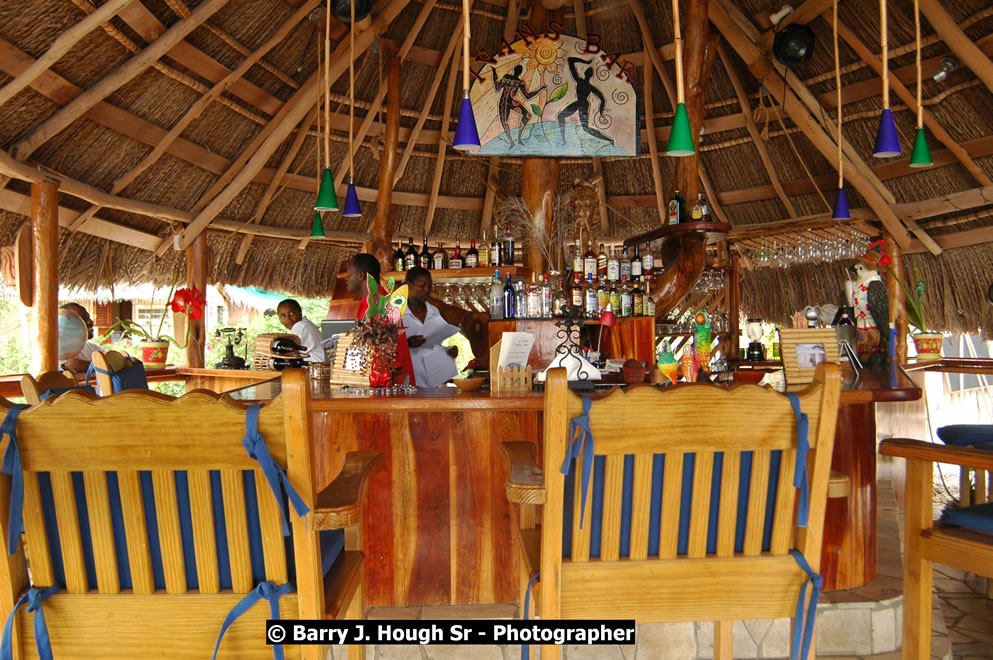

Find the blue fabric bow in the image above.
[
  {"left": 39, "top": 385, "right": 96, "bottom": 401},
  {"left": 785, "top": 393, "right": 810, "bottom": 528},
  {"left": 242, "top": 404, "right": 309, "bottom": 536},
  {"left": 520, "top": 571, "right": 541, "bottom": 660},
  {"left": 560, "top": 395, "right": 594, "bottom": 529},
  {"left": 0, "top": 585, "right": 59, "bottom": 660},
  {"left": 211, "top": 581, "right": 293, "bottom": 660},
  {"left": 1, "top": 405, "right": 29, "bottom": 556},
  {"left": 789, "top": 549, "right": 822, "bottom": 660}
]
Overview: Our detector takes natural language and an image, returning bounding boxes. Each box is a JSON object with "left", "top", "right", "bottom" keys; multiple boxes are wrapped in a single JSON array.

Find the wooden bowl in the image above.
[
  {"left": 733, "top": 370, "right": 766, "bottom": 385},
  {"left": 453, "top": 376, "right": 485, "bottom": 391}
]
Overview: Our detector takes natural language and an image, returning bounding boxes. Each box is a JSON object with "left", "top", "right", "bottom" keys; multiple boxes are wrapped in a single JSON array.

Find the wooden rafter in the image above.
[
  {"left": 424, "top": 42, "right": 462, "bottom": 235},
  {"left": 0, "top": 0, "right": 133, "bottom": 108},
  {"left": 718, "top": 45, "right": 796, "bottom": 217},
  {"left": 11, "top": 0, "right": 231, "bottom": 161},
  {"left": 755, "top": 0, "right": 832, "bottom": 52},
  {"left": 833, "top": 17, "right": 992, "bottom": 187},
  {"left": 919, "top": 0, "right": 993, "bottom": 97},
  {"left": 178, "top": 0, "right": 413, "bottom": 249},
  {"left": 642, "top": 63, "right": 667, "bottom": 223}
]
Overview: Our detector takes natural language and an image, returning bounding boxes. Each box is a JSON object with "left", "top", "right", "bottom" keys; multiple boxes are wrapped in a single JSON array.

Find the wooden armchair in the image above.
[
  {"left": 503, "top": 363, "right": 841, "bottom": 660},
  {"left": 90, "top": 350, "right": 148, "bottom": 395},
  {"left": 20, "top": 370, "right": 79, "bottom": 405},
  {"left": 879, "top": 438, "right": 993, "bottom": 660},
  {"left": 0, "top": 369, "right": 382, "bottom": 659}
]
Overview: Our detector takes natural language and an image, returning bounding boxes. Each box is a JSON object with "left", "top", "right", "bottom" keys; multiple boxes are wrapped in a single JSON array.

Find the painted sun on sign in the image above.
[{"left": 468, "top": 27, "right": 639, "bottom": 158}]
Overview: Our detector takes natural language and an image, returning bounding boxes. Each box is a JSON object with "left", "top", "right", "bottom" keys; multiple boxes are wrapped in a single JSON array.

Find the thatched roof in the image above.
[{"left": 1, "top": 0, "right": 992, "bottom": 328}]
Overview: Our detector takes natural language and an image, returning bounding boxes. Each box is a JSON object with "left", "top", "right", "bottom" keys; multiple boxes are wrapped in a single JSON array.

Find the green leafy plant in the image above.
[
  {"left": 866, "top": 240, "right": 927, "bottom": 333},
  {"left": 101, "top": 277, "right": 207, "bottom": 349}
]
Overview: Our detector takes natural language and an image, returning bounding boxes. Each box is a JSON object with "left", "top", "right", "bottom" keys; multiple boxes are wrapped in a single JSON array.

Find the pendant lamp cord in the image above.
[
  {"left": 672, "top": 0, "right": 684, "bottom": 105},
  {"left": 880, "top": 0, "right": 889, "bottom": 109},
  {"left": 915, "top": 0, "right": 923, "bottom": 128},
  {"left": 834, "top": 0, "right": 843, "bottom": 188},
  {"left": 324, "top": 0, "right": 331, "bottom": 169},
  {"left": 462, "top": 0, "right": 471, "bottom": 92},
  {"left": 349, "top": 0, "right": 355, "bottom": 181}
]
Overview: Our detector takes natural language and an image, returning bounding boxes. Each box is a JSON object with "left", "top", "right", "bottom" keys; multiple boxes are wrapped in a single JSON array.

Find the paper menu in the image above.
[
  {"left": 416, "top": 319, "right": 460, "bottom": 349},
  {"left": 496, "top": 332, "right": 535, "bottom": 369}
]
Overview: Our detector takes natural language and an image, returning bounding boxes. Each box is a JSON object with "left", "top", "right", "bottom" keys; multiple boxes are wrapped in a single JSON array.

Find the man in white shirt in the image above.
[
  {"left": 277, "top": 299, "right": 325, "bottom": 362},
  {"left": 61, "top": 303, "right": 103, "bottom": 374}
]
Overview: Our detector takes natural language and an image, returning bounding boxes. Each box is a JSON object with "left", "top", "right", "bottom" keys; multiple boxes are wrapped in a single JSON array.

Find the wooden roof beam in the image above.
[
  {"left": 755, "top": 0, "right": 832, "bottom": 52},
  {"left": 424, "top": 42, "right": 461, "bottom": 236},
  {"left": 0, "top": 0, "right": 134, "bottom": 108},
  {"left": 710, "top": 0, "right": 935, "bottom": 253},
  {"left": 919, "top": 0, "right": 993, "bottom": 97},
  {"left": 11, "top": 0, "right": 231, "bottom": 161},
  {"left": 833, "top": 16, "right": 992, "bottom": 187},
  {"left": 718, "top": 44, "right": 796, "bottom": 217}
]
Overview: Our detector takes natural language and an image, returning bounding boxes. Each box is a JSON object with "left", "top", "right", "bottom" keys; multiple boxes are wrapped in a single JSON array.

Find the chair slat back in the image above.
[{"left": 21, "top": 370, "right": 76, "bottom": 405}]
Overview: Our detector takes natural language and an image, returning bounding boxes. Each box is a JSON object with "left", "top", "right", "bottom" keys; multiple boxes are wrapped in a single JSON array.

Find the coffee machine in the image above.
[{"left": 745, "top": 318, "right": 765, "bottom": 362}]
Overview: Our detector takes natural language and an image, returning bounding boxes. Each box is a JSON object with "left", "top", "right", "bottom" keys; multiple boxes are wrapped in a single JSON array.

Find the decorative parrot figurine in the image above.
[
  {"left": 694, "top": 310, "right": 712, "bottom": 373},
  {"left": 657, "top": 340, "right": 678, "bottom": 385},
  {"left": 680, "top": 344, "right": 698, "bottom": 382},
  {"left": 384, "top": 283, "right": 409, "bottom": 325},
  {"left": 362, "top": 275, "right": 408, "bottom": 324},
  {"left": 850, "top": 262, "right": 890, "bottom": 361}
]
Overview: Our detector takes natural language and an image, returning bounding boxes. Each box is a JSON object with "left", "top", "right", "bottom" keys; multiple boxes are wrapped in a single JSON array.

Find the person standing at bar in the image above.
[
  {"left": 276, "top": 298, "right": 324, "bottom": 362},
  {"left": 403, "top": 267, "right": 459, "bottom": 388}
]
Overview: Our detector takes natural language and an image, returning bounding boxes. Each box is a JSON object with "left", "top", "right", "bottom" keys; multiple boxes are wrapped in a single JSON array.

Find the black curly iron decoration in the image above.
[{"left": 553, "top": 305, "right": 588, "bottom": 381}]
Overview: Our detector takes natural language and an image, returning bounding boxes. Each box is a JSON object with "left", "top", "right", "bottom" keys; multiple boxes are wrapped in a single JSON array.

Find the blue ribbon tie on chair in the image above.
[
  {"left": 1, "top": 585, "right": 60, "bottom": 660},
  {"left": 211, "top": 580, "right": 294, "bottom": 660},
  {"left": 788, "top": 549, "right": 822, "bottom": 660},
  {"left": 39, "top": 385, "right": 96, "bottom": 401},
  {"left": 1, "top": 404, "right": 29, "bottom": 556},
  {"left": 520, "top": 571, "right": 541, "bottom": 660},
  {"left": 86, "top": 359, "right": 148, "bottom": 395},
  {"left": 786, "top": 393, "right": 811, "bottom": 527},
  {"left": 242, "top": 404, "right": 310, "bottom": 535},
  {"left": 561, "top": 395, "right": 594, "bottom": 528}
]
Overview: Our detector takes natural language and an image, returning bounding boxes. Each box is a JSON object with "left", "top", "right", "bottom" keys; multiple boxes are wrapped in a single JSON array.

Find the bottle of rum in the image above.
[
  {"left": 419, "top": 236, "right": 431, "bottom": 269},
  {"left": 490, "top": 269, "right": 504, "bottom": 320},
  {"left": 541, "top": 273, "right": 552, "bottom": 319},
  {"left": 433, "top": 243, "right": 447, "bottom": 270},
  {"left": 584, "top": 241, "right": 597, "bottom": 280},
  {"left": 449, "top": 240, "right": 463, "bottom": 269},
  {"left": 642, "top": 241, "right": 654, "bottom": 280},
  {"left": 572, "top": 238, "right": 584, "bottom": 276},
  {"left": 631, "top": 243, "right": 642, "bottom": 279},
  {"left": 632, "top": 279, "right": 643, "bottom": 316},
  {"left": 404, "top": 237, "right": 418, "bottom": 270},
  {"left": 479, "top": 231, "right": 490, "bottom": 266},
  {"left": 502, "top": 221, "right": 515, "bottom": 266},
  {"left": 620, "top": 246, "right": 632, "bottom": 281},
  {"left": 668, "top": 189, "right": 685, "bottom": 226},
  {"left": 584, "top": 274, "right": 598, "bottom": 318},
  {"left": 607, "top": 244, "right": 619, "bottom": 282},
  {"left": 465, "top": 239, "right": 479, "bottom": 268},
  {"left": 571, "top": 272, "right": 584, "bottom": 311},
  {"left": 597, "top": 243, "right": 608, "bottom": 278},
  {"left": 644, "top": 279, "right": 656, "bottom": 317},
  {"left": 392, "top": 240, "right": 405, "bottom": 271}
]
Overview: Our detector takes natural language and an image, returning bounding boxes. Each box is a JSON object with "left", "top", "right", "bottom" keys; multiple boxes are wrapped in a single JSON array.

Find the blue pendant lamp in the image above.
[
  {"left": 832, "top": 0, "right": 851, "bottom": 219},
  {"left": 666, "top": 0, "right": 695, "bottom": 156},
  {"left": 315, "top": 0, "right": 339, "bottom": 212},
  {"left": 453, "top": 0, "right": 480, "bottom": 151},
  {"left": 872, "top": 0, "right": 901, "bottom": 157},
  {"left": 341, "top": 0, "right": 363, "bottom": 217},
  {"left": 909, "top": 0, "right": 933, "bottom": 167}
]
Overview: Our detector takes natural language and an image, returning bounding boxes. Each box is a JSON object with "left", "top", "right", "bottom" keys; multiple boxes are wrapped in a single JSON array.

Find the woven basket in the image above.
[
  {"left": 329, "top": 333, "right": 372, "bottom": 386},
  {"left": 253, "top": 332, "right": 301, "bottom": 371}
]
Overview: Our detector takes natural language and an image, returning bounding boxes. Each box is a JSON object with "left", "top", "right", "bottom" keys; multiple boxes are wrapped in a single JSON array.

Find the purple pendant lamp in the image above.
[
  {"left": 872, "top": 0, "right": 901, "bottom": 157},
  {"left": 453, "top": 0, "right": 480, "bottom": 151},
  {"left": 832, "top": 0, "right": 851, "bottom": 219},
  {"left": 343, "top": 179, "right": 362, "bottom": 217}
]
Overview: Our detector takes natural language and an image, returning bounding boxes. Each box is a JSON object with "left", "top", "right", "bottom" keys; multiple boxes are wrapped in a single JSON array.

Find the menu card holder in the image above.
[
  {"left": 328, "top": 333, "right": 371, "bottom": 387},
  {"left": 489, "top": 338, "right": 533, "bottom": 393}
]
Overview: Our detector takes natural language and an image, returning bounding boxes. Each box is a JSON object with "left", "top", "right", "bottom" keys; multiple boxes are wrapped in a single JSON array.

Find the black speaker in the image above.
[
  {"left": 331, "top": 0, "right": 371, "bottom": 24},
  {"left": 773, "top": 23, "right": 816, "bottom": 67}
]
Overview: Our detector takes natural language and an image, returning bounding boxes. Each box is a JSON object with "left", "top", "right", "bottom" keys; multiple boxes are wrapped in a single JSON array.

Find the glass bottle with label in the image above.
[
  {"left": 419, "top": 236, "right": 431, "bottom": 269},
  {"left": 527, "top": 273, "right": 541, "bottom": 318},
  {"left": 491, "top": 229, "right": 502, "bottom": 267},
  {"left": 632, "top": 279, "right": 643, "bottom": 316},
  {"left": 490, "top": 269, "right": 504, "bottom": 319},
  {"left": 433, "top": 243, "right": 447, "bottom": 270},
  {"left": 503, "top": 274, "right": 516, "bottom": 319},
  {"left": 620, "top": 281, "right": 633, "bottom": 317},
  {"left": 584, "top": 241, "right": 597, "bottom": 280},
  {"left": 631, "top": 243, "right": 642, "bottom": 278},
  {"left": 644, "top": 279, "right": 656, "bottom": 317},
  {"left": 642, "top": 241, "right": 654, "bottom": 281},
  {"left": 597, "top": 278, "right": 609, "bottom": 314},
  {"left": 465, "top": 239, "right": 479, "bottom": 268},
  {"left": 609, "top": 279, "right": 620, "bottom": 313},
  {"left": 515, "top": 281, "right": 526, "bottom": 318},
  {"left": 668, "top": 189, "right": 685, "bottom": 226},
  {"left": 479, "top": 231, "right": 490, "bottom": 266},
  {"left": 502, "top": 221, "right": 515, "bottom": 266},
  {"left": 449, "top": 240, "right": 463, "bottom": 269},
  {"left": 620, "top": 246, "right": 632, "bottom": 281},
  {"left": 551, "top": 272, "right": 568, "bottom": 317},
  {"left": 597, "top": 243, "right": 608, "bottom": 278},
  {"left": 270, "top": 336, "right": 308, "bottom": 355},
  {"left": 607, "top": 244, "right": 619, "bottom": 282},
  {"left": 689, "top": 193, "right": 709, "bottom": 222},
  {"left": 571, "top": 272, "right": 584, "bottom": 311},
  {"left": 572, "top": 238, "right": 583, "bottom": 276},
  {"left": 541, "top": 273, "right": 553, "bottom": 318},
  {"left": 392, "top": 240, "right": 405, "bottom": 272},
  {"left": 404, "top": 237, "right": 418, "bottom": 270},
  {"left": 584, "top": 274, "right": 598, "bottom": 318}
]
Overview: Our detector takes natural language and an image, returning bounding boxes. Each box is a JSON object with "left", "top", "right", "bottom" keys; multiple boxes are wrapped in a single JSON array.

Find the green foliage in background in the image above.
[{"left": 204, "top": 297, "right": 329, "bottom": 368}]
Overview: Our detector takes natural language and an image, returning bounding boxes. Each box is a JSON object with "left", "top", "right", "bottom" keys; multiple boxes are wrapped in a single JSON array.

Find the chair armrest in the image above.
[
  {"left": 313, "top": 451, "right": 386, "bottom": 529},
  {"left": 879, "top": 438, "right": 993, "bottom": 472},
  {"left": 500, "top": 442, "right": 545, "bottom": 505}
]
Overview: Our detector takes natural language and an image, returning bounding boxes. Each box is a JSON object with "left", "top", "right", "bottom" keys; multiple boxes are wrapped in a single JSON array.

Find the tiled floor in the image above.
[{"left": 936, "top": 565, "right": 993, "bottom": 659}]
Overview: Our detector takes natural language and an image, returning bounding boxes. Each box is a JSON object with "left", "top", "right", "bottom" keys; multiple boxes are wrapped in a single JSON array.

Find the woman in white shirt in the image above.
[{"left": 402, "top": 268, "right": 458, "bottom": 388}]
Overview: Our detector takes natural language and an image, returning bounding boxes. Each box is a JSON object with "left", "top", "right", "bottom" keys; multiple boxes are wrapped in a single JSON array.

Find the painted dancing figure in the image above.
[
  {"left": 557, "top": 57, "right": 613, "bottom": 145},
  {"left": 491, "top": 65, "right": 546, "bottom": 146}
]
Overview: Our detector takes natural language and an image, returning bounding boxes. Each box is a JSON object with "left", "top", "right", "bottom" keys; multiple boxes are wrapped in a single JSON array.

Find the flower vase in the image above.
[
  {"left": 368, "top": 350, "right": 392, "bottom": 388},
  {"left": 912, "top": 332, "right": 943, "bottom": 361},
  {"left": 139, "top": 340, "right": 170, "bottom": 369}
]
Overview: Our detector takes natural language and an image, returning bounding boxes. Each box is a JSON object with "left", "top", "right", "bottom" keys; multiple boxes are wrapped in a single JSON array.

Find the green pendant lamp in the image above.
[
  {"left": 909, "top": 0, "right": 933, "bottom": 167},
  {"left": 666, "top": 0, "right": 695, "bottom": 157},
  {"left": 314, "top": 0, "right": 339, "bottom": 212},
  {"left": 315, "top": 167, "right": 338, "bottom": 211},
  {"left": 310, "top": 211, "right": 326, "bottom": 237}
]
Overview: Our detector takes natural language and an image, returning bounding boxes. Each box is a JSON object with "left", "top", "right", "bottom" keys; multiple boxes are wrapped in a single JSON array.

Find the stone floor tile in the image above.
[
  {"left": 637, "top": 622, "right": 696, "bottom": 660},
  {"left": 743, "top": 619, "right": 772, "bottom": 645},
  {"left": 951, "top": 643, "right": 993, "bottom": 657},
  {"left": 872, "top": 606, "right": 897, "bottom": 654},
  {"left": 954, "top": 614, "right": 993, "bottom": 636},
  {"left": 732, "top": 620, "right": 758, "bottom": 659},
  {"left": 759, "top": 619, "right": 790, "bottom": 658},
  {"left": 816, "top": 607, "right": 872, "bottom": 655},
  {"left": 934, "top": 577, "right": 977, "bottom": 594},
  {"left": 369, "top": 607, "right": 422, "bottom": 620},
  {"left": 933, "top": 564, "right": 968, "bottom": 580},
  {"left": 870, "top": 651, "right": 903, "bottom": 660}
]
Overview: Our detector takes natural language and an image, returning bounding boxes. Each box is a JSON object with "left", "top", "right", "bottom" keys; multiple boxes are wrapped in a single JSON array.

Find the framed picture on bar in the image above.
[{"left": 779, "top": 328, "right": 840, "bottom": 386}]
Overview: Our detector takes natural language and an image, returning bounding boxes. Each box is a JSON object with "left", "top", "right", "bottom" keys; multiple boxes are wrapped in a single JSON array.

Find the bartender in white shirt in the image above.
[
  {"left": 277, "top": 299, "right": 325, "bottom": 362},
  {"left": 402, "top": 268, "right": 459, "bottom": 388}
]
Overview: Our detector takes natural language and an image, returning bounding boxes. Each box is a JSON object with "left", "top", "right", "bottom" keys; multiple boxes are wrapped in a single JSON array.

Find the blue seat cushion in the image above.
[
  {"left": 37, "top": 470, "right": 341, "bottom": 591},
  {"left": 39, "top": 385, "right": 96, "bottom": 401},
  {"left": 940, "top": 502, "right": 993, "bottom": 535},
  {"left": 936, "top": 425, "right": 993, "bottom": 450}
]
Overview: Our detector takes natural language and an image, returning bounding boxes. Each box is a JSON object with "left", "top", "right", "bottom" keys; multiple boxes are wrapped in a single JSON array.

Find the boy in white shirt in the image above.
[{"left": 277, "top": 299, "right": 325, "bottom": 362}]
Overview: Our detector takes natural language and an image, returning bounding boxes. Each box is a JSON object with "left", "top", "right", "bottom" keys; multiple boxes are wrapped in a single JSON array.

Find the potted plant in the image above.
[
  {"left": 101, "top": 284, "right": 207, "bottom": 369},
  {"left": 866, "top": 240, "right": 942, "bottom": 361}
]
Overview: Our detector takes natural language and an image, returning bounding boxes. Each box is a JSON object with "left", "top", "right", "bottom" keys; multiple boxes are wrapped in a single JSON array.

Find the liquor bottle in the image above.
[
  {"left": 541, "top": 273, "right": 552, "bottom": 319},
  {"left": 632, "top": 279, "right": 643, "bottom": 317},
  {"left": 419, "top": 236, "right": 431, "bottom": 269},
  {"left": 490, "top": 269, "right": 504, "bottom": 320},
  {"left": 609, "top": 280, "right": 620, "bottom": 313},
  {"left": 268, "top": 357, "right": 307, "bottom": 370},
  {"left": 620, "top": 246, "right": 632, "bottom": 281},
  {"left": 503, "top": 274, "right": 516, "bottom": 319},
  {"left": 644, "top": 279, "right": 656, "bottom": 317},
  {"left": 515, "top": 281, "right": 526, "bottom": 318},
  {"left": 491, "top": 229, "right": 502, "bottom": 267},
  {"left": 270, "top": 336, "right": 308, "bottom": 355},
  {"left": 631, "top": 243, "right": 642, "bottom": 278},
  {"left": 433, "top": 243, "right": 447, "bottom": 270},
  {"left": 607, "top": 244, "right": 619, "bottom": 282},
  {"left": 584, "top": 274, "right": 598, "bottom": 318},
  {"left": 571, "top": 272, "right": 584, "bottom": 311},
  {"left": 526, "top": 273, "right": 541, "bottom": 319},
  {"left": 689, "top": 193, "right": 706, "bottom": 222},
  {"left": 642, "top": 241, "right": 654, "bottom": 281},
  {"left": 572, "top": 238, "right": 583, "bottom": 276},
  {"left": 584, "top": 241, "right": 597, "bottom": 280},
  {"left": 668, "top": 189, "right": 685, "bottom": 226},
  {"left": 449, "top": 240, "right": 463, "bottom": 269},
  {"left": 466, "top": 239, "right": 479, "bottom": 268},
  {"left": 597, "top": 243, "right": 608, "bottom": 278},
  {"left": 552, "top": 273, "right": 568, "bottom": 317},
  {"left": 502, "top": 221, "right": 515, "bottom": 266},
  {"left": 620, "top": 281, "right": 633, "bottom": 318},
  {"left": 404, "top": 237, "right": 418, "bottom": 270},
  {"left": 597, "top": 277, "right": 609, "bottom": 314},
  {"left": 392, "top": 240, "right": 405, "bottom": 272},
  {"left": 479, "top": 231, "right": 490, "bottom": 266}
]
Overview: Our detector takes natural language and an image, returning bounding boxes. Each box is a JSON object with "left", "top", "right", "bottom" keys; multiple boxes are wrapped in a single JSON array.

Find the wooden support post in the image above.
[
  {"left": 521, "top": 159, "right": 559, "bottom": 273},
  {"left": 370, "top": 57, "right": 401, "bottom": 272},
  {"left": 31, "top": 180, "right": 59, "bottom": 373},
  {"left": 728, "top": 254, "right": 740, "bottom": 360},
  {"left": 884, "top": 231, "right": 908, "bottom": 363},
  {"left": 185, "top": 233, "right": 207, "bottom": 368}
]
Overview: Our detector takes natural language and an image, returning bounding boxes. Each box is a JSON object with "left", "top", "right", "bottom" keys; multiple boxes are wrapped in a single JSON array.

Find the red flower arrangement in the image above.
[{"left": 168, "top": 287, "right": 207, "bottom": 321}]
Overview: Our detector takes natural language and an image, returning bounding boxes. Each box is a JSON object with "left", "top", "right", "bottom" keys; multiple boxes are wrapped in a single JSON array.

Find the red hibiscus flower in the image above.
[{"left": 168, "top": 287, "right": 207, "bottom": 321}]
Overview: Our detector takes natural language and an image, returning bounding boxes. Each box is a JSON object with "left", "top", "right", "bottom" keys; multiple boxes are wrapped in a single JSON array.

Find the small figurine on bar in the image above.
[
  {"left": 850, "top": 243, "right": 891, "bottom": 365},
  {"left": 694, "top": 310, "right": 712, "bottom": 374},
  {"left": 681, "top": 344, "right": 699, "bottom": 382},
  {"left": 656, "top": 340, "right": 678, "bottom": 385}
]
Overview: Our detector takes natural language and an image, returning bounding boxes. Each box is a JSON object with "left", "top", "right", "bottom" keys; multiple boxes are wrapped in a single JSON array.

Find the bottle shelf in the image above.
[
  {"left": 622, "top": 221, "right": 731, "bottom": 248},
  {"left": 383, "top": 266, "right": 524, "bottom": 283}
]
